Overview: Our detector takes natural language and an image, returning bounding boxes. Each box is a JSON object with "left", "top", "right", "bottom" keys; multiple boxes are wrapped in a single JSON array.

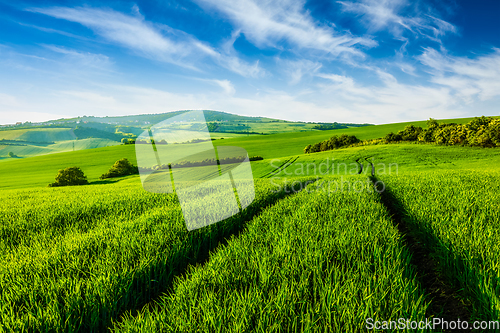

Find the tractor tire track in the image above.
[
  {"left": 111, "top": 177, "right": 318, "bottom": 330},
  {"left": 261, "top": 156, "right": 299, "bottom": 178},
  {"left": 368, "top": 169, "right": 472, "bottom": 332}
]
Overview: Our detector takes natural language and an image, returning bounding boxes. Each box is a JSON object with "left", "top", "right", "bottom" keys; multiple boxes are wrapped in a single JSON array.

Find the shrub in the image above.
[
  {"left": 399, "top": 125, "right": 422, "bottom": 141},
  {"left": 304, "top": 134, "right": 360, "bottom": 154},
  {"left": 100, "top": 158, "right": 139, "bottom": 180},
  {"left": 49, "top": 167, "right": 88, "bottom": 187},
  {"left": 121, "top": 138, "right": 136, "bottom": 144},
  {"left": 384, "top": 132, "right": 402, "bottom": 142}
]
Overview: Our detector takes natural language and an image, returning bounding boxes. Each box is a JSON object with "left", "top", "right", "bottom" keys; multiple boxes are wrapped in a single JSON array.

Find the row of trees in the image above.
[
  {"left": 303, "top": 116, "right": 500, "bottom": 155},
  {"left": 133, "top": 138, "right": 215, "bottom": 145},
  {"left": 304, "top": 134, "right": 360, "bottom": 154},
  {"left": 385, "top": 117, "right": 500, "bottom": 147},
  {"left": 140, "top": 155, "right": 263, "bottom": 172}
]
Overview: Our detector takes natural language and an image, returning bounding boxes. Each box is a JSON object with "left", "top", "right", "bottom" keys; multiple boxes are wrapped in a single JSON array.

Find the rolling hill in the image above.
[
  {"left": 0, "top": 115, "right": 496, "bottom": 189},
  {"left": 0, "top": 110, "right": 372, "bottom": 160}
]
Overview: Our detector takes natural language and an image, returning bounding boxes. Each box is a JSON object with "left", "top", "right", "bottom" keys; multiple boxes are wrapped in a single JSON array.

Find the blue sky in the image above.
[{"left": 0, "top": 0, "right": 499, "bottom": 124}]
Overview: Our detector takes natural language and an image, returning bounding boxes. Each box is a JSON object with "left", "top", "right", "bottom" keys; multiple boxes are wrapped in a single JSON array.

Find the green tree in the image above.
[
  {"left": 384, "top": 132, "right": 402, "bottom": 142},
  {"left": 449, "top": 124, "right": 468, "bottom": 145},
  {"left": 8, "top": 151, "right": 16, "bottom": 158},
  {"left": 418, "top": 129, "right": 433, "bottom": 142},
  {"left": 466, "top": 116, "right": 492, "bottom": 132},
  {"left": 427, "top": 118, "right": 439, "bottom": 130},
  {"left": 100, "top": 158, "right": 139, "bottom": 179},
  {"left": 399, "top": 125, "right": 422, "bottom": 141},
  {"left": 49, "top": 167, "right": 88, "bottom": 187}
]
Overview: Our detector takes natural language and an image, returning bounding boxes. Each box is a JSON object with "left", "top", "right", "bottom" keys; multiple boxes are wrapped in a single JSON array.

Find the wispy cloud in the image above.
[
  {"left": 278, "top": 59, "right": 323, "bottom": 85},
  {"left": 30, "top": 6, "right": 263, "bottom": 77},
  {"left": 43, "top": 45, "right": 113, "bottom": 71},
  {"left": 18, "top": 23, "right": 88, "bottom": 40},
  {"left": 58, "top": 90, "right": 117, "bottom": 104},
  {"left": 316, "top": 70, "right": 458, "bottom": 122},
  {"left": 0, "top": 93, "right": 20, "bottom": 107},
  {"left": 213, "top": 79, "right": 236, "bottom": 95},
  {"left": 419, "top": 47, "right": 500, "bottom": 102},
  {"left": 193, "top": 0, "right": 376, "bottom": 58},
  {"left": 338, "top": 0, "right": 456, "bottom": 42}
]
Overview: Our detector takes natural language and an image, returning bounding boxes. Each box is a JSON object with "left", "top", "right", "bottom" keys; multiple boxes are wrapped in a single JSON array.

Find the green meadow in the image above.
[{"left": 1, "top": 115, "right": 499, "bottom": 332}]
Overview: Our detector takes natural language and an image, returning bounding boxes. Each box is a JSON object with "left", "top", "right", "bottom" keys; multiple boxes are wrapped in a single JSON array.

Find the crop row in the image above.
[
  {"left": 113, "top": 176, "right": 429, "bottom": 332},
  {"left": 380, "top": 170, "right": 500, "bottom": 320},
  {"left": 0, "top": 179, "right": 310, "bottom": 331}
]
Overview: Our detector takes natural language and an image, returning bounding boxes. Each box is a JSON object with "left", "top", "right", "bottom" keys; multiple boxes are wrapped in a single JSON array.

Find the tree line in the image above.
[
  {"left": 384, "top": 116, "right": 500, "bottom": 147},
  {"left": 304, "top": 116, "right": 500, "bottom": 154},
  {"left": 304, "top": 134, "right": 360, "bottom": 154}
]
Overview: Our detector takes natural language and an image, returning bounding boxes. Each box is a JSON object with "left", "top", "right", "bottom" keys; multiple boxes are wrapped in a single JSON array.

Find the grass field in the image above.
[
  {"left": 1, "top": 115, "right": 500, "bottom": 331},
  {"left": 114, "top": 176, "right": 430, "bottom": 332},
  {"left": 379, "top": 170, "right": 500, "bottom": 321},
  {"left": 0, "top": 128, "right": 76, "bottom": 142}
]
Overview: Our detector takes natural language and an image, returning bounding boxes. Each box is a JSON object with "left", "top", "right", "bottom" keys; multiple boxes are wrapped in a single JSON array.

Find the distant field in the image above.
[
  {"left": 2, "top": 135, "right": 499, "bottom": 189},
  {"left": 2, "top": 114, "right": 499, "bottom": 189},
  {"left": 0, "top": 115, "right": 489, "bottom": 160},
  {"left": 0, "top": 128, "right": 76, "bottom": 141},
  {"left": 0, "top": 138, "right": 120, "bottom": 161},
  {"left": 214, "top": 115, "right": 495, "bottom": 159}
]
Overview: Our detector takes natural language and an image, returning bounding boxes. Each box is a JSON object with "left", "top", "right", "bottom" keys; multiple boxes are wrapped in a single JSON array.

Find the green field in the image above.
[{"left": 1, "top": 115, "right": 500, "bottom": 332}]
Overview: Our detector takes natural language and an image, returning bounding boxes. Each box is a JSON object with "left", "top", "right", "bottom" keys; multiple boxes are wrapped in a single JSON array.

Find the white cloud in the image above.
[
  {"left": 419, "top": 47, "right": 500, "bottom": 102},
  {"left": 58, "top": 90, "right": 117, "bottom": 104},
  {"left": 30, "top": 6, "right": 263, "bottom": 77},
  {"left": 0, "top": 93, "right": 70, "bottom": 124},
  {"left": 43, "top": 45, "right": 112, "bottom": 71},
  {"left": 0, "top": 78, "right": 471, "bottom": 127},
  {"left": 212, "top": 79, "right": 236, "bottom": 95},
  {"left": 338, "top": 0, "right": 456, "bottom": 42},
  {"left": 278, "top": 59, "right": 323, "bottom": 85},
  {"left": 18, "top": 23, "right": 88, "bottom": 40},
  {"left": 0, "top": 93, "right": 20, "bottom": 107},
  {"left": 193, "top": 0, "right": 376, "bottom": 58},
  {"left": 315, "top": 70, "right": 462, "bottom": 122}
]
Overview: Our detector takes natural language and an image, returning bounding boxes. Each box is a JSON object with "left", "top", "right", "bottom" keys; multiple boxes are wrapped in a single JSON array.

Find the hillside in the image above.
[
  {"left": 0, "top": 115, "right": 496, "bottom": 189},
  {"left": 0, "top": 110, "right": 372, "bottom": 160}
]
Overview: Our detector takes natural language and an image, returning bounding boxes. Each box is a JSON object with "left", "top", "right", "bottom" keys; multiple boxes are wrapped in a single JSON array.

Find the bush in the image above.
[
  {"left": 384, "top": 132, "right": 402, "bottom": 143},
  {"left": 304, "top": 134, "right": 360, "bottom": 154},
  {"left": 49, "top": 167, "right": 88, "bottom": 187},
  {"left": 100, "top": 158, "right": 139, "bottom": 180},
  {"left": 121, "top": 138, "right": 136, "bottom": 144},
  {"left": 399, "top": 125, "right": 422, "bottom": 141},
  {"left": 249, "top": 156, "right": 264, "bottom": 161}
]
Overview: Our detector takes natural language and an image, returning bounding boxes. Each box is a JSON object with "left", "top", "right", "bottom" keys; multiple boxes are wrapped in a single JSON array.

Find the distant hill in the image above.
[
  {"left": 0, "top": 110, "right": 372, "bottom": 159},
  {"left": 1, "top": 110, "right": 371, "bottom": 132},
  {"left": 1, "top": 114, "right": 498, "bottom": 188}
]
